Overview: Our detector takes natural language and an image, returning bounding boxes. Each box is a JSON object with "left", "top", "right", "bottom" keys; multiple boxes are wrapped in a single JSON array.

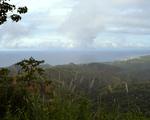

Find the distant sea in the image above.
[{"left": 0, "top": 49, "right": 150, "bottom": 67}]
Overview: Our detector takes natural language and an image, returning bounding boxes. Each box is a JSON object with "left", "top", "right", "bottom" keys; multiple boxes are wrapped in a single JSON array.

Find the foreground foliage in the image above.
[
  {"left": 0, "top": 57, "right": 150, "bottom": 120},
  {"left": 0, "top": 0, "right": 28, "bottom": 25}
]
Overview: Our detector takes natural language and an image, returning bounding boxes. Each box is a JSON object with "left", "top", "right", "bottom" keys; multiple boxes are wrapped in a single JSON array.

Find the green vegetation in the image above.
[
  {"left": 0, "top": 0, "right": 28, "bottom": 25},
  {"left": 0, "top": 56, "right": 150, "bottom": 119}
]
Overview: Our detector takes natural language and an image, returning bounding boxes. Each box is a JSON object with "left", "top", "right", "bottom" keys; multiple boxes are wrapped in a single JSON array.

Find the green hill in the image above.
[
  {"left": 2, "top": 56, "right": 150, "bottom": 119},
  {"left": 111, "top": 55, "right": 150, "bottom": 71}
]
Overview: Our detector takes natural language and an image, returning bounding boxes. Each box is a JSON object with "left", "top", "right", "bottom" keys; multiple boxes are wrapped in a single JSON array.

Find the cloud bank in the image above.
[
  {"left": 0, "top": 0, "right": 150, "bottom": 49},
  {"left": 61, "top": 0, "right": 150, "bottom": 47}
]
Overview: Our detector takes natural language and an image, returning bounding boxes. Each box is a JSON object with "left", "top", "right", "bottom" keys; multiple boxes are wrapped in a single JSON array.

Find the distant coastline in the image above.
[{"left": 0, "top": 49, "right": 150, "bottom": 67}]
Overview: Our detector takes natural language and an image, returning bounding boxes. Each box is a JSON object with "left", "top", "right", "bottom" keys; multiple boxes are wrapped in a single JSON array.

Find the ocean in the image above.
[{"left": 0, "top": 49, "right": 150, "bottom": 67}]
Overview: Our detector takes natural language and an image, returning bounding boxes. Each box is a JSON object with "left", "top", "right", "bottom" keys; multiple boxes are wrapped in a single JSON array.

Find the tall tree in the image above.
[
  {"left": 0, "top": 0, "right": 28, "bottom": 25},
  {"left": 16, "top": 57, "right": 45, "bottom": 83}
]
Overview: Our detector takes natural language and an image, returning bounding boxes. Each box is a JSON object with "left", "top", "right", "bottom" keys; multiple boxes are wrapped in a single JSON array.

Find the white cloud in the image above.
[
  {"left": 61, "top": 0, "right": 150, "bottom": 48},
  {"left": 1, "top": 0, "right": 150, "bottom": 49}
]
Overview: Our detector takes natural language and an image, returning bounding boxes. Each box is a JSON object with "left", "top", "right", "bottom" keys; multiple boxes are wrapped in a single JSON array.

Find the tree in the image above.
[
  {"left": 16, "top": 57, "right": 48, "bottom": 100},
  {"left": 0, "top": 0, "right": 28, "bottom": 25},
  {"left": 16, "top": 57, "right": 45, "bottom": 83}
]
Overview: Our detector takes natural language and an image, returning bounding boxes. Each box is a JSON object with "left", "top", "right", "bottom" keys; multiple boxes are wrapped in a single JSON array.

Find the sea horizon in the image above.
[{"left": 0, "top": 48, "right": 150, "bottom": 67}]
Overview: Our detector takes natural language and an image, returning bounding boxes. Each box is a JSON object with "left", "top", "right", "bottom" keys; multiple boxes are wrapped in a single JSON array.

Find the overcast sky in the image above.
[{"left": 0, "top": 0, "right": 150, "bottom": 50}]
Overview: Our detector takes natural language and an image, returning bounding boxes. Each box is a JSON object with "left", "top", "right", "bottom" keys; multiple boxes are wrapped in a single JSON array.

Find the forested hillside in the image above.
[{"left": 1, "top": 56, "right": 150, "bottom": 120}]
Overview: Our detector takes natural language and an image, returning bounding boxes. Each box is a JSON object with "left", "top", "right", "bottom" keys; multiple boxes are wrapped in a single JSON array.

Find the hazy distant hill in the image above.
[
  {"left": 7, "top": 55, "right": 150, "bottom": 82},
  {"left": 111, "top": 55, "right": 150, "bottom": 71},
  {"left": 109, "top": 55, "right": 150, "bottom": 82},
  {"left": 43, "top": 55, "right": 150, "bottom": 93},
  {"left": 3, "top": 55, "right": 150, "bottom": 115},
  {"left": 54, "top": 62, "right": 121, "bottom": 74}
]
